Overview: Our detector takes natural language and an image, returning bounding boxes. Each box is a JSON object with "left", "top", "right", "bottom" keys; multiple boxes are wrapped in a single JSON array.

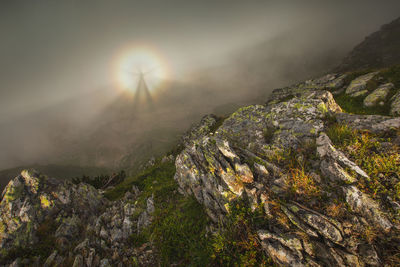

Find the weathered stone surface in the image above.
[
  {"left": 320, "top": 159, "right": 356, "bottom": 183},
  {"left": 72, "top": 254, "right": 84, "bottom": 267},
  {"left": 345, "top": 72, "right": 378, "bottom": 96},
  {"left": 336, "top": 112, "right": 400, "bottom": 134},
  {"left": 317, "top": 133, "right": 369, "bottom": 179},
  {"left": 99, "top": 258, "right": 112, "bottom": 267},
  {"left": 2, "top": 71, "right": 400, "bottom": 266},
  {"left": 174, "top": 72, "right": 400, "bottom": 266},
  {"left": 285, "top": 202, "right": 343, "bottom": 244},
  {"left": 0, "top": 168, "right": 158, "bottom": 266},
  {"left": 364, "top": 82, "right": 393, "bottom": 107},
  {"left": 391, "top": 91, "right": 400, "bottom": 116},
  {"left": 43, "top": 250, "right": 58, "bottom": 267},
  {"left": 343, "top": 185, "right": 392, "bottom": 232},
  {"left": 137, "top": 196, "right": 155, "bottom": 232},
  {"left": 258, "top": 230, "right": 304, "bottom": 267}
]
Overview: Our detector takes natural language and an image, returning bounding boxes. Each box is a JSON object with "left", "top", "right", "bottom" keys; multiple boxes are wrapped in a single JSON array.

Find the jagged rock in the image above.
[
  {"left": 99, "top": 258, "right": 111, "bottom": 267},
  {"left": 391, "top": 91, "right": 400, "bottom": 116},
  {"left": 9, "top": 258, "right": 21, "bottom": 267},
  {"left": 43, "top": 250, "right": 58, "bottom": 267},
  {"left": 363, "top": 83, "right": 393, "bottom": 107},
  {"left": 345, "top": 72, "right": 378, "bottom": 97},
  {"left": 0, "top": 170, "right": 106, "bottom": 254},
  {"left": 182, "top": 114, "right": 219, "bottom": 146},
  {"left": 267, "top": 74, "right": 347, "bottom": 104},
  {"left": 110, "top": 227, "right": 123, "bottom": 242},
  {"left": 285, "top": 202, "right": 343, "bottom": 244},
  {"left": 72, "top": 254, "right": 84, "bottom": 267},
  {"left": 358, "top": 244, "right": 380, "bottom": 266},
  {"left": 258, "top": 230, "right": 304, "bottom": 266},
  {"left": 336, "top": 112, "right": 400, "bottom": 134},
  {"left": 131, "top": 185, "right": 140, "bottom": 197},
  {"left": 137, "top": 196, "right": 155, "bottom": 232},
  {"left": 87, "top": 248, "right": 96, "bottom": 267},
  {"left": 74, "top": 238, "right": 89, "bottom": 253},
  {"left": 174, "top": 73, "right": 400, "bottom": 266},
  {"left": 320, "top": 159, "right": 356, "bottom": 183},
  {"left": 0, "top": 166, "right": 157, "bottom": 266},
  {"left": 175, "top": 89, "right": 344, "bottom": 222},
  {"left": 2, "top": 70, "right": 400, "bottom": 266},
  {"left": 55, "top": 216, "right": 81, "bottom": 240},
  {"left": 343, "top": 185, "right": 392, "bottom": 232},
  {"left": 317, "top": 133, "right": 369, "bottom": 179}
]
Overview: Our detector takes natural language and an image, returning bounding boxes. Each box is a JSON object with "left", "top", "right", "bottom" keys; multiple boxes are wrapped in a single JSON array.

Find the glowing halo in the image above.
[{"left": 112, "top": 44, "right": 170, "bottom": 95}]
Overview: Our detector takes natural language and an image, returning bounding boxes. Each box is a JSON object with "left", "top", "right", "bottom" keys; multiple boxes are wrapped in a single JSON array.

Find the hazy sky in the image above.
[{"left": 1, "top": 0, "right": 400, "bottom": 122}]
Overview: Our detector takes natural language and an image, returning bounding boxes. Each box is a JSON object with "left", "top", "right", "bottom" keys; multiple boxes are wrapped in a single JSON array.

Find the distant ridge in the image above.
[{"left": 336, "top": 16, "right": 400, "bottom": 72}]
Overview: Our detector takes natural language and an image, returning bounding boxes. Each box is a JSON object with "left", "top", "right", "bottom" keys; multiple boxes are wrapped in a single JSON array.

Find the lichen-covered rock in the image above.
[
  {"left": 0, "top": 170, "right": 105, "bottom": 252},
  {"left": 336, "top": 112, "right": 400, "bottom": 134},
  {"left": 174, "top": 72, "right": 400, "bottom": 266},
  {"left": 2, "top": 70, "right": 400, "bottom": 266},
  {"left": 391, "top": 91, "right": 400, "bottom": 116},
  {"left": 0, "top": 169, "right": 158, "bottom": 266},
  {"left": 316, "top": 133, "right": 369, "bottom": 179},
  {"left": 258, "top": 230, "right": 304, "bottom": 267},
  {"left": 285, "top": 202, "right": 343, "bottom": 244},
  {"left": 363, "top": 82, "right": 393, "bottom": 107},
  {"left": 345, "top": 72, "right": 378, "bottom": 96},
  {"left": 343, "top": 185, "right": 392, "bottom": 232}
]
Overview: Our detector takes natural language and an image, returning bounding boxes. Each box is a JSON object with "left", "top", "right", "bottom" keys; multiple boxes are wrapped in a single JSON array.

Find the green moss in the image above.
[
  {"left": 335, "top": 65, "right": 400, "bottom": 116},
  {"left": 334, "top": 92, "right": 390, "bottom": 115},
  {"left": 278, "top": 94, "right": 295, "bottom": 103},
  {"left": 0, "top": 217, "right": 57, "bottom": 265},
  {"left": 104, "top": 159, "right": 176, "bottom": 201},
  {"left": 40, "top": 195, "right": 52, "bottom": 208},
  {"left": 0, "top": 221, "right": 5, "bottom": 233},
  {"left": 317, "top": 102, "right": 328, "bottom": 114},
  {"left": 3, "top": 184, "right": 23, "bottom": 202},
  {"left": 151, "top": 197, "right": 211, "bottom": 266}
]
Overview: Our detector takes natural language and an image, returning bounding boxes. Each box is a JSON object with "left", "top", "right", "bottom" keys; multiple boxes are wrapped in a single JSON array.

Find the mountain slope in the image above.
[
  {"left": 336, "top": 16, "right": 400, "bottom": 72},
  {"left": 1, "top": 68, "right": 400, "bottom": 266}
]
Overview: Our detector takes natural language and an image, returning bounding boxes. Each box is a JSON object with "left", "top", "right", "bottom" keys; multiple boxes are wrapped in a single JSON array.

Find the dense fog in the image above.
[{"left": 1, "top": 0, "right": 400, "bottom": 174}]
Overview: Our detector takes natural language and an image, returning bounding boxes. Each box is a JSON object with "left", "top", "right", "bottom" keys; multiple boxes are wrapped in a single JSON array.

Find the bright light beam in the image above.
[{"left": 113, "top": 45, "right": 169, "bottom": 94}]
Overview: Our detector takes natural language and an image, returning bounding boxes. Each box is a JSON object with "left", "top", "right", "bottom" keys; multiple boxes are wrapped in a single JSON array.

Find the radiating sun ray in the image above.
[{"left": 113, "top": 44, "right": 170, "bottom": 96}]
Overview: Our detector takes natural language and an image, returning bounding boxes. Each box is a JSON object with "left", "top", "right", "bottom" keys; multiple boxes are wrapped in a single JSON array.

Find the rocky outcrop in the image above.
[
  {"left": 363, "top": 83, "right": 393, "bottom": 107},
  {"left": 175, "top": 73, "right": 400, "bottom": 266},
  {"left": 0, "top": 170, "right": 106, "bottom": 251},
  {"left": 1, "top": 69, "right": 400, "bottom": 266},
  {"left": 0, "top": 170, "right": 156, "bottom": 266},
  {"left": 345, "top": 72, "right": 378, "bottom": 97},
  {"left": 391, "top": 91, "right": 400, "bottom": 116}
]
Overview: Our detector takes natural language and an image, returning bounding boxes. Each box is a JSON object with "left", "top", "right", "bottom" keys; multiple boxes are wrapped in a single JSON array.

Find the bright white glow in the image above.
[{"left": 114, "top": 46, "right": 169, "bottom": 94}]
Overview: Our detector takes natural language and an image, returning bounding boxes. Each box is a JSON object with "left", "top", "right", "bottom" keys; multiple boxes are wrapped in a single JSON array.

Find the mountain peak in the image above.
[{"left": 336, "top": 16, "right": 400, "bottom": 72}]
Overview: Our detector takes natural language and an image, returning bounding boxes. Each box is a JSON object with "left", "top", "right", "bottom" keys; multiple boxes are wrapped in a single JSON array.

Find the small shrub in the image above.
[
  {"left": 210, "top": 200, "right": 271, "bottom": 266},
  {"left": 327, "top": 124, "right": 400, "bottom": 210},
  {"left": 362, "top": 225, "right": 378, "bottom": 244},
  {"left": 287, "top": 168, "right": 320, "bottom": 199},
  {"left": 326, "top": 202, "right": 345, "bottom": 218}
]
